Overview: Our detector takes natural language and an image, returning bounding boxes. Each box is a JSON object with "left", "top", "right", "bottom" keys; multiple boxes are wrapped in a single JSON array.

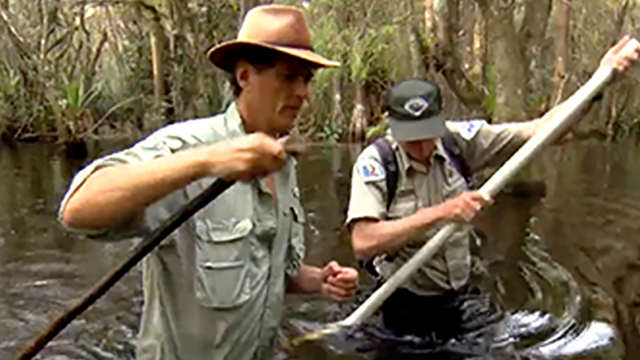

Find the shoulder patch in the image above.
[
  {"left": 455, "top": 119, "right": 486, "bottom": 140},
  {"left": 357, "top": 157, "right": 386, "bottom": 183}
]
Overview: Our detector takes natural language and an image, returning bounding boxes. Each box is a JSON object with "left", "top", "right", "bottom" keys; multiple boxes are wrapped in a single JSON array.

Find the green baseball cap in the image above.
[{"left": 386, "top": 79, "right": 447, "bottom": 142}]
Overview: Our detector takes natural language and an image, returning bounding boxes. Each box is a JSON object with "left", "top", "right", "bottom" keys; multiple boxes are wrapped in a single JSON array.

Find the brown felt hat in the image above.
[{"left": 206, "top": 4, "right": 340, "bottom": 72}]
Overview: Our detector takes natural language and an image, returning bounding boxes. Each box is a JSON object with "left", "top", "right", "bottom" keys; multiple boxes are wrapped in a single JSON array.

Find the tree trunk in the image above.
[
  {"left": 552, "top": 0, "right": 571, "bottom": 106},
  {"left": 148, "top": 12, "right": 167, "bottom": 131},
  {"left": 424, "top": 0, "right": 435, "bottom": 39},
  {"left": 603, "top": 0, "right": 633, "bottom": 139},
  {"left": 458, "top": 1, "right": 477, "bottom": 74},
  {"left": 407, "top": 0, "right": 425, "bottom": 78},
  {"left": 349, "top": 81, "right": 367, "bottom": 142},
  {"left": 479, "top": 12, "right": 488, "bottom": 107},
  {"left": 519, "top": 0, "right": 552, "bottom": 65},
  {"left": 167, "top": 0, "right": 188, "bottom": 119},
  {"left": 87, "top": 31, "right": 107, "bottom": 82},
  {"left": 430, "top": 0, "right": 485, "bottom": 117},
  {"left": 477, "top": 0, "right": 527, "bottom": 122},
  {"left": 520, "top": 0, "right": 552, "bottom": 114},
  {"left": 330, "top": 75, "right": 344, "bottom": 132},
  {"left": 39, "top": 0, "right": 48, "bottom": 62}
]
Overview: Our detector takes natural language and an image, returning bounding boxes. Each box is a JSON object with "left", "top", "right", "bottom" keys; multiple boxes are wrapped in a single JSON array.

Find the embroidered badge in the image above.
[
  {"left": 404, "top": 97, "right": 429, "bottom": 117},
  {"left": 357, "top": 158, "right": 386, "bottom": 182},
  {"left": 457, "top": 119, "right": 486, "bottom": 140}
]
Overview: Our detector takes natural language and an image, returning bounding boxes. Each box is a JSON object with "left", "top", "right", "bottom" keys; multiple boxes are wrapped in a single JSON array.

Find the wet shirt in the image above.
[
  {"left": 346, "top": 120, "right": 529, "bottom": 295},
  {"left": 58, "top": 103, "right": 306, "bottom": 360}
]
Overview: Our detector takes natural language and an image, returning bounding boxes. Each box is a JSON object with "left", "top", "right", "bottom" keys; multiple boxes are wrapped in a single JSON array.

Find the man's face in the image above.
[
  {"left": 400, "top": 138, "right": 437, "bottom": 164},
  {"left": 238, "top": 55, "right": 315, "bottom": 136}
]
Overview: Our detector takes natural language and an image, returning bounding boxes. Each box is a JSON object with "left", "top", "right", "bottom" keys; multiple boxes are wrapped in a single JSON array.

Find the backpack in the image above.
[{"left": 370, "top": 135, "right": 473, "bottom": 211}]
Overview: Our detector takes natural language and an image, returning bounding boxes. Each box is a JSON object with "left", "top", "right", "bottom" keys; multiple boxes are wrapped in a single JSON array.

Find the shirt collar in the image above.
[
  {"left": 223, "top": 101, "right": 248, "bottom": 137},
  {"left": 388, "top": 135, "right": 446, "bottom": 174},
  {"left": 224, "top": 102, "right": 294, "bottom": 195}
]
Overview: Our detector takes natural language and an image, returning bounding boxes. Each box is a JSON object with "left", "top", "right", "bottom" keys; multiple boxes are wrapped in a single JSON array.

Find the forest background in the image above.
[{"left": 0, "top": 0, "right": 639, "bottom": 148}]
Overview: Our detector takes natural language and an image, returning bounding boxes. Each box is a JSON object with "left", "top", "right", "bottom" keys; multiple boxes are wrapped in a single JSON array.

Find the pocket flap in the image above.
[
  {"left": 196, "top": 218, "right": 253, "bottom": 243},
  {"left": 201, "top": 260, "right": 243, "bottom": 270}
]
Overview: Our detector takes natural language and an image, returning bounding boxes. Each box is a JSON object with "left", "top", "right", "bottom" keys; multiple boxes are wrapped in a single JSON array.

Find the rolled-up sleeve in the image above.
[
  {"left": 447, "top": 120, "right": 530, "bottom": 173},
  {"left": 57, "top": 127, "right": 191, "bottom": 240},
  {"left": 345, "top": 148, "right": 388, "bottom": 228}
]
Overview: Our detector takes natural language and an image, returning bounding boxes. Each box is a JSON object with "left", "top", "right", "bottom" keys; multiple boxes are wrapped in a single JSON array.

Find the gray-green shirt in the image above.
[
  {"left": 59, "top": 103, "right": 306, "bottom": 360},
  {"left": 346, "top": 120, "right": 528, "bottom": 295}
]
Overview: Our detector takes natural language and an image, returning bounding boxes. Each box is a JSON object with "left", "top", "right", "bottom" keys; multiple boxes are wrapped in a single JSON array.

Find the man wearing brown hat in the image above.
[
  {"left": 346, "top": 36, "right": 640, "bottom": 348},
  {"left": 58, "top": 5, "right": 358, "bottom": 360}
]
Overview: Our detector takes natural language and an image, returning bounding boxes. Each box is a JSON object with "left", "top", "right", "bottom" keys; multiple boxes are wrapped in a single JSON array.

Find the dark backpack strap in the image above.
[
  {"left": 441, "top": 134, "right": 473, "bottom": 188},
  {"left": 371, "top": 137, "right": 399, "bottom": 211},
  {"left": 359, "top": 137, "right": 399, "bottom": 278}
]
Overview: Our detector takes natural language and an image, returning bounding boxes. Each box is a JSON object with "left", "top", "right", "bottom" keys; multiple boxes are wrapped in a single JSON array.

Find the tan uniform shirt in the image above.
[
  {"left": 347, "top": 120, "right": 528, "bottom": 295},
  {"left": 59, "top": 103, "right": 306, "bottom": 360}
]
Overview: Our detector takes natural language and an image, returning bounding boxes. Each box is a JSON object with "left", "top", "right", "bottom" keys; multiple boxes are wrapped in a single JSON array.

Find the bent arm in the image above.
[
  {"left": 505, "top": 94, "right": 597, "bottom": 141},
  {"left": 62, "top": 132, "right": 286, "bottom": 231},
  {"left": 508, "top": 35, "right": 640, "bottom": 140},
  {"left": 61, "top": 145, "right": 213, "bottom": 231},
  {"left": 350, "top": 206, "right": 446, "bottom": 261}
]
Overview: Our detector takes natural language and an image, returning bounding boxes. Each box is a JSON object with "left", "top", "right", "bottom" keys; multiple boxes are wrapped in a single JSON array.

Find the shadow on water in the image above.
[{"left": 1, "top": 138, "right": 640, "bottom": 359}]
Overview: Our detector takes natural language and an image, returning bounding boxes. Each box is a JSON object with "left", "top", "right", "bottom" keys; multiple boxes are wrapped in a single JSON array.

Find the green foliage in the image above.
[
  {"left": 365, "top": 118, "right": 389, "bottom": 142},
  {"left": 317, "top": 122, "right": 342, "bottom": 143},
  {"left": 60, "top": 76, "right": 101, "bottom": 112}
]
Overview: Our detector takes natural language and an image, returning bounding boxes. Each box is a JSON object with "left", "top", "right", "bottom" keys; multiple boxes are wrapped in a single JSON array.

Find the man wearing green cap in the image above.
[
  {"left": 58, "top": 5, "right": 358, "bottom": 360},
  {"left": 346, "top": 36, "right": 640, "bottom": 342}
]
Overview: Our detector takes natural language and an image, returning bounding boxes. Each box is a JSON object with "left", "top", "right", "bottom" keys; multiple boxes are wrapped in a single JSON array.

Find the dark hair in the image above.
[{"left": 227, "top": 46, "right": 281, "bottom": 96}]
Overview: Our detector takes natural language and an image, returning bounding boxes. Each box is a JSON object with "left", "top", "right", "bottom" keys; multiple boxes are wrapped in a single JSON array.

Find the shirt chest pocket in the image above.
[
  {"left": 441, "top": 164, "right": 467, "bottom": 200},
  {"left": 387, "top": 187, "right": 417, "bottom": 219},
  {"left": 193, "top": 218, "right": 254, "bottom": 309}
]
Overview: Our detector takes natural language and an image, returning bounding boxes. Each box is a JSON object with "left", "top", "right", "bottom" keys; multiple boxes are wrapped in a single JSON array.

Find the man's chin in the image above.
[{"left": 273, "top": 118, "right": 296, "bottom": 136}]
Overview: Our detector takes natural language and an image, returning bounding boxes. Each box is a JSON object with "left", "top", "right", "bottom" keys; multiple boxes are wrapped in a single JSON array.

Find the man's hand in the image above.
[
  {"left": 207, "top": 133, "right": 287, "bottom": 181},
  {"left": 599, "top": 35, "right": 640, "bottom": 75},
  {"left": 320, "top": 261, "right": 359, "bottom": 302},
  {"left": 437, "top": 191, "right": 492, "bottom": 222}
]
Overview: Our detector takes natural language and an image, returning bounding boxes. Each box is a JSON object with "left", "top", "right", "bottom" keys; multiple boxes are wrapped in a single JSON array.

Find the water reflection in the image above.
[
  {"left": 0, "top": 142, "right": 140, "bottom": 360},
  {"left": 1, "top": 138, "right": 640, "bottom": 359}
]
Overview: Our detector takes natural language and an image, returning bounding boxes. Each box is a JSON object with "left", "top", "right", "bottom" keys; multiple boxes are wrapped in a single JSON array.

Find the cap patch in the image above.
[
  {"left": 357, "top": 157, "right": 386, "bottom": 183},
  {"left": 403, "top": 97, "right": 429, "bottom": 117}
]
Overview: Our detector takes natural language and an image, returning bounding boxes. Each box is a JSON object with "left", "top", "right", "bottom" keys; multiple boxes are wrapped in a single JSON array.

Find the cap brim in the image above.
[
  {"left": 207, "top": 40, "right": 340, "bottom": 72},
  {"left": 389, "top": 115, "right": 448, "bottom": 142}
]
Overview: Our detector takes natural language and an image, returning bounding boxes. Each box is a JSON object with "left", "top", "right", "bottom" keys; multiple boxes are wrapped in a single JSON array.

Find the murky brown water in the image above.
[{"left": 2, "top": 138, "right": 640, "bottom": 359}]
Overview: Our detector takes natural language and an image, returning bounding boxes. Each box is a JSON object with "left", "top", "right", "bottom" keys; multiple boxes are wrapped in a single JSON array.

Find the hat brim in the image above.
[
  {"left": 389, "top": 115, "right": 448, "bottom": 142},
  {"left": 207, "top": 40, "right": 340, "bottom": 73}
]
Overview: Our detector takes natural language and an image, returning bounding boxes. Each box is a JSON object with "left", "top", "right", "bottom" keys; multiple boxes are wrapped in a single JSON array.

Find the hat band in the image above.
[{"left": 263, "top": 41, "right": 314, "bottom": 52}]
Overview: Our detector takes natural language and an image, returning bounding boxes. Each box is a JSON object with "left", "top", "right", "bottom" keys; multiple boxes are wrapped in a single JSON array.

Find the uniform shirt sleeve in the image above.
[
  {"left": 446, "top": 120, "right": 530, "bottom": 173},
  {"left": 285, "top": 160, "right": 306, "bottom": 280},
  {"left": 345, "top": 145, "right": 389, "bottom": 228},
  {"left": 57, "top": 121, "right": 209, "bottom": 240}
]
